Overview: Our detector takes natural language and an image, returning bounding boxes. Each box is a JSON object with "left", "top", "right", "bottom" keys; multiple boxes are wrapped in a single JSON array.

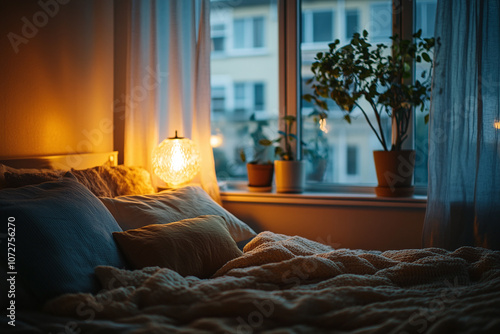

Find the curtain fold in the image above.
[
  {"left": 423, "top": 0, "right": 500, "bottom": 250},
  {"left": 122, "top": 0, "right": 220, "bottom": 202}
]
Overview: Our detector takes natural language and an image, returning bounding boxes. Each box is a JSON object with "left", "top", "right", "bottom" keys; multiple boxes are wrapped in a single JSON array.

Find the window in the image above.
[
  {"left": 345, "top": 9, "right": 359, "bottom": 40},
  {"left": 234, "top": 82, "right": 266, "bottom": 113},
  {"left": 346, "top": 145, "right": 358, "bottom": 176},
  {"left": 414, "top": 0, "right": 437, "bottom": 185},
  {"left": 211, "top": 24, "right": 226, "bottom": 52},
  {"left": 369, "top": 2, "right": 392, "bottom": 41},
  {"left": 211, "top": 86, "right": 226, "bottom": 113},
  {"left": 234, "top": 17, "right": 266, "bottom": 50},
  {"left": 302, "top": 10, "right": 334, "bottom": 44},
  {"left": 210, "top": 0, "right": 278, "bottom": 180},
  {"left": 211, "top": 0, "right": 436, "bottom": 191}
]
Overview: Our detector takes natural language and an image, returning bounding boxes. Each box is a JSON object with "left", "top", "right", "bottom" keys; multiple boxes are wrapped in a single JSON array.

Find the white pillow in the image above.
[{"left": 100, "top": 185, "right": 256, "bottom": 242}]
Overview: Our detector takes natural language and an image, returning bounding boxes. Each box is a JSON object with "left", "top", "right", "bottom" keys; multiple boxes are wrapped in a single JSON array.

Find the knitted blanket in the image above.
[{"left": 44, "top": 232, "right": 500, "bottom": 333}]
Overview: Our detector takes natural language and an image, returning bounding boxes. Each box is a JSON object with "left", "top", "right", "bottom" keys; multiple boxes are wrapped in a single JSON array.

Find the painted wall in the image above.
[
  {"left": 0, "top": 0, "right": 114, "bottom": 159},
  {"left": 223, "top": 195, "right": 425, "bottom": 251}
]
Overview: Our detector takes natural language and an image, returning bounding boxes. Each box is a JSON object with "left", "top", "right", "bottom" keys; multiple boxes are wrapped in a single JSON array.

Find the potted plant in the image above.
[
  {"left": 303, "top": 30, "right": 434, "bottom": 196},
  {"left": 304, "top": 110, "right": 330, "bottom": 182},
  {"left": 240, "top": 121, "right": 275, "bottom": 191},
  {"left": 261, "top": 115, "right": 306, "bottom": 193}
]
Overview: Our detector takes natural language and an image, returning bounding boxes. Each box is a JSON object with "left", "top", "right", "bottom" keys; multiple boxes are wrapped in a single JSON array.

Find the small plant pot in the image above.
[
  {"left": 373, "top": 150, "right": 415, "bottom": 197},
  {"left": 247, "top": 163, "right": 274, "bottom": 189},
  {"left": 275, "top": 160, "right": 306, "bottom": 193}
]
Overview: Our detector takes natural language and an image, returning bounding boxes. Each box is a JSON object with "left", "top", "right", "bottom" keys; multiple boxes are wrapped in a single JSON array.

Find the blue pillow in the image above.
[{"left": 0, "top": 173, "right": 126, "bottom": 303}]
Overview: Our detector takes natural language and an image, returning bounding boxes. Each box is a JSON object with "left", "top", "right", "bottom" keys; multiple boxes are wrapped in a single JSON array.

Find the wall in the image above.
[
  {"left": 222, "top": 193, "right": 426, "bottom": 250},
  {"left": 0, "top": 0, "right": 114, "bottom": 159}
]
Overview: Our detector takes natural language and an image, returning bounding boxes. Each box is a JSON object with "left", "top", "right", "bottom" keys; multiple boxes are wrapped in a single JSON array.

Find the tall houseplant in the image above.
[
  {"left": 261, "top": 116, "right": 306, "bottom": 193},
  {"left": 303, "top": 30, "right": 434, "bottom": 196}
]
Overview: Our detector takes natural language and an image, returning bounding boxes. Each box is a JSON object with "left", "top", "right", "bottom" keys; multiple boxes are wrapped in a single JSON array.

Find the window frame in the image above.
[{"left": 278, "top": 0, "right": 427, "bottom": 196}]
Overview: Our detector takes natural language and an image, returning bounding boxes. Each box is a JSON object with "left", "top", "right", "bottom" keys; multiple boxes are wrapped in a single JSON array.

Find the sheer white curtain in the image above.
[
  {"left": 123, "top": 0, "right": 220, "bottom": 202},
  {"left": 423, "top": 0, "right": 500, "bottom": 249}
]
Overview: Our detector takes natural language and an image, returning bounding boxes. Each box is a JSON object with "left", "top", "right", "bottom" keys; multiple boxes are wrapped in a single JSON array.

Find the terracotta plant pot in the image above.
[
  {"left": 275, "top": 160, "right": 306, "bottom": 193},
  {"left": 247, "top": 163, "right": 274, "bottom": 190},
  {"left": 373, "top": 150, "right": 415, "bottom": 197}
]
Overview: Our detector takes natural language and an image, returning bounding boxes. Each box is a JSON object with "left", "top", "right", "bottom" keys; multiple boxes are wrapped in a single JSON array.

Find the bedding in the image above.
[
  {"left": 100, "top": 185, "right": 256, "bottom": 242},
  {"left": 37, "top": 232, "right": 500, "bottom": 334},
  {"left": 113, "top": 215, "right": 243, "bottom": 278},
  {"left": 2, "top": 163, "right": 499, "bottom": 333}
]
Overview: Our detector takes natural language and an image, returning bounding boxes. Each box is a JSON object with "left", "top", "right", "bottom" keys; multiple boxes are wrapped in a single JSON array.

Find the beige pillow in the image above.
[
  {"left": 100, "top": 185, "right": 256, "bottom": 242},
  {"left": 112, "top": 215, "right": 243, "bottom": 278},
  {"left": 99, "top": 165, "right": 155, "bottom": 197},
  {"left": 0, "top": 164, "right": 154, "bottom": 197},
  {"left": 0, "top": 164, "right": 63, "bottom": 189}
]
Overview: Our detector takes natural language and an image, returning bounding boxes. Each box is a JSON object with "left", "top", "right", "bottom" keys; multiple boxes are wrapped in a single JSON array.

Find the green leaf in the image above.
[
  {"left": 259, "top": 139, "right": 273, "bottom": 146},
  {"left": 343, "top": 114, "right": 352, "bottom": 124},
  {"left": 424, "top": 114, "right": 429, "bottom": 124},
  {"left": 363, "top": 30, "right": 368, "bottom": 38},
  {"left": 422, "top": 52, "right": 431, "bottom": 62}
]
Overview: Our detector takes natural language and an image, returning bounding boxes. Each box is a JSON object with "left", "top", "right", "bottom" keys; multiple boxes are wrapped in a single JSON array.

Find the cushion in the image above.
[
  {"left": 71, "top": 166, "right": 114, "bottom": 197},
  {"left": 1, "top": 164, "right": 155, "bottom": 198},
  {"left": 0, "top": 173, "right": 126, "bottom": 303},
  {"left": 112, "top": 215, "right": 243, "bottom": 278},
  {"left": 0, "top": 164, "right": 62, "bottom": 189},
  {"left": 98, "top": 165, "right": 155, "bottom": 197},
  {"left": 100, "top": 185, "right": 256, "bottom": 242},
  {"left": 4, "top": 170, "right": 65, "bottom": 188}
]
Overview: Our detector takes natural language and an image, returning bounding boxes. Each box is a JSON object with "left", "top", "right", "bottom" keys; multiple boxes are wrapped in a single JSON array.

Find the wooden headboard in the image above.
[{"left": 0, "top": 151, "right": 118, "bottom": 170}]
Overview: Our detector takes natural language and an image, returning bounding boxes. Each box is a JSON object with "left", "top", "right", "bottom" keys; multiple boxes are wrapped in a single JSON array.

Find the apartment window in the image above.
[
  {"left": 302, "top": 10, "right": 334, "bottom": 44},
  {"left": 345, "top": 9, "right": 359, "bottom": 40},
  {"left": 234, "top": 17, "right": 266, "bottom": 50},
  {"left": 211, "top": 24, "right": 226, "bottom": 52},
  {"left": 254, "top": 83, "right": 265, "bottom": 111},
  {"left": 346, "top": 145, "right": 358, "bottom": 176},
  {"left": 211, "top": 86, "right": 226, "bottom": 113},
  {"left": 234, "top": 82, "right": 266, "bottom": 113}
]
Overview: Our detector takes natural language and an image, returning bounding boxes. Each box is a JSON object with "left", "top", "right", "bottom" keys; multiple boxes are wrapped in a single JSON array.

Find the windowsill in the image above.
[{"left": 220, "top": 182, "right": 427, "bottom": 209}]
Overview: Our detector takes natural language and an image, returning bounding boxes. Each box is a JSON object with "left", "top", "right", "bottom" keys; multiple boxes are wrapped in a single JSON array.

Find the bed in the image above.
[{"left": 1, "top": 152, "right": 499, "bottom": 334}]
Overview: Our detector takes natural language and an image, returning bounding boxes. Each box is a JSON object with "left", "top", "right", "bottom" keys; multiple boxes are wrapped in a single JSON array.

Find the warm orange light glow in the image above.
[
  {"left": 152, "top": 136, "right": 201, "bottom": 187},
  {"left": 319, "top": 118, "right": 329, "bottom": 134},
  {"left": 494, "top": 121, "right": 500, "bottom": 130},
  {"left": 210, "top": 133, "right": 223, "bottom": 147}
]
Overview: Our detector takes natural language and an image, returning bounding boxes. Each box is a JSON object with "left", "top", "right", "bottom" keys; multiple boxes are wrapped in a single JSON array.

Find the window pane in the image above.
[
  {"left": 211, "top": 0, "right": 278, "bottom": 181},
  {"left": 233, "top": 18, "right": 245, "bottom": 49},
  {"left": 312, "top": 11, "right": 333, "bottom": 43},
  {"left": 253, "top": 17, "right": 264, "bottom": 48},
  {"left": 369, "top": 3, "right": 392, "bottom": 41},
  {"left": 212, "top": 37, "right": 224, "bottom": 51},
  {"left": 345, "top": 9, "right": 359, "bottom": 40},
  {"left": 301, "top": 0, "right": 392, "bottom": 185},
  {"left": 346, "top": 145, "right": 358, "bottom": 175},
  {"left": 254, "top": 83, "right": 264, "bottom": 111},
  {"left": 414, "top": 0, "right": 437, "bottom": 186}
]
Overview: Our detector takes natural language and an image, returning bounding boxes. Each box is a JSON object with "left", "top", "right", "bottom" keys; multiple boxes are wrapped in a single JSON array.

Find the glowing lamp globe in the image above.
[{"left": 152, "top": 131, "right": 201, "bottom": 187}]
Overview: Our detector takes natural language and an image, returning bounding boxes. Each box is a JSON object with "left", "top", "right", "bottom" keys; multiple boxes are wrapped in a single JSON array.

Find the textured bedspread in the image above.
[{"left": 43, "top": 232, "right": 500, "bottom": 333}]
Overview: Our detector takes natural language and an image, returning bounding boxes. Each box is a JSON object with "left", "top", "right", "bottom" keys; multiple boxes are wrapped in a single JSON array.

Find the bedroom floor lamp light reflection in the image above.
[{"left": 152, "top": 131, "right": 201, "bottom": 187}]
